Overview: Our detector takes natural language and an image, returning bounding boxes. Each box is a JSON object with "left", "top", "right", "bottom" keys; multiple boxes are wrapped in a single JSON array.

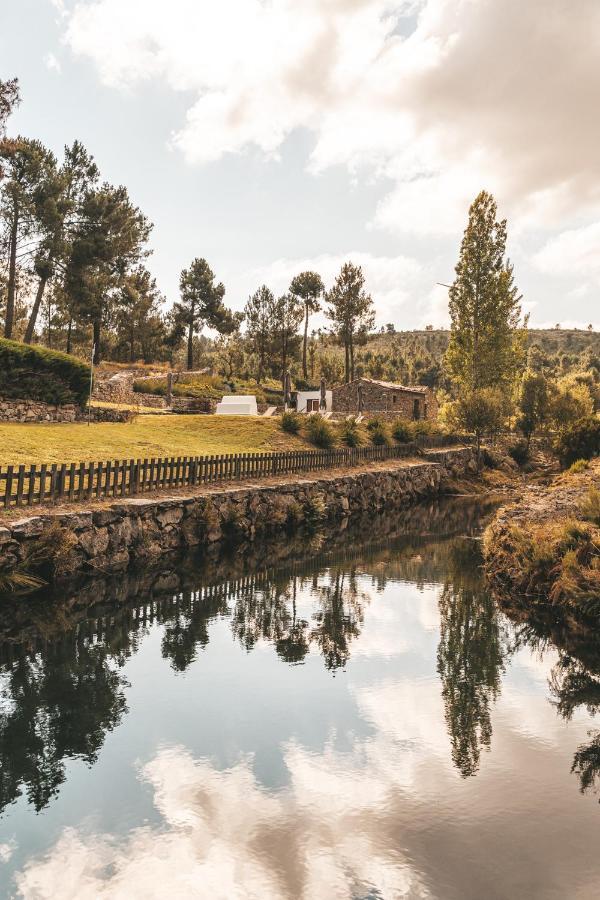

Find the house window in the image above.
[
  {"left": 413, "top": 399, "right": 421, "bottom": 421},
  {"left": 392, "top": 394, "right": 397, "bottom": 404}
]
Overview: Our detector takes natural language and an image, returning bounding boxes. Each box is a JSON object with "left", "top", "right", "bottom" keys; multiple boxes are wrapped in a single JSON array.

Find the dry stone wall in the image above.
[
  {"left": 0, "top": 448, "right": 477, "bottom": 583},
  {"left": 0, "top": 399, "right": 131, "bottom": 423}
]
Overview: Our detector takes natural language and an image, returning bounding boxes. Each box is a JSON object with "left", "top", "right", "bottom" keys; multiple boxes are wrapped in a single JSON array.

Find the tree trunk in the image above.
[
  {"left": 187, "top": 320, "right": 194, "bottom": 371},
  {"left": 344, "top": 341, "right": 350, "bottom": 383},
  {"left": 66, "top": 318, "right": 73, "bottom": 355},
  {"left": 24, "top": 274, "right": 49, "bottom": 344},
  {"left": 130, "top": 324, "right": 135, "bottom": 363},
  {"left": 302, "top": 305, "right": 309, "bottom": 378},
  {"left": 349, "top": 333, "right": 355, "bottom": 382},
  {"left": 5, "top": 203, "right": 18, "bottom": 339},
  {"left": 93, "top": 319, "right": 101, "bottom": 365}
]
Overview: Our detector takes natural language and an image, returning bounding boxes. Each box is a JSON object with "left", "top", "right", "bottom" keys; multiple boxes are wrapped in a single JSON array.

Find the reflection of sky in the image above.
[{"left": 3, "top": 566, "right": 600, "bottom": 898}]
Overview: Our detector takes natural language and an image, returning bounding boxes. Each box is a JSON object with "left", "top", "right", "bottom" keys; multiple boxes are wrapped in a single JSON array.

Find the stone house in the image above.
[{"left": 331, "top": 378, "right": 437, "bottom": 420}]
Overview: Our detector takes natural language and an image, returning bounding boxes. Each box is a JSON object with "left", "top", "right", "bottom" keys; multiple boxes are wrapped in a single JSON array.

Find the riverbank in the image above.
[
  {"left": 484, "top": 458, "right": 600, "bottom": 619},
  {"left": 0, "top": 447, "right": 477, "bottom": 587}
]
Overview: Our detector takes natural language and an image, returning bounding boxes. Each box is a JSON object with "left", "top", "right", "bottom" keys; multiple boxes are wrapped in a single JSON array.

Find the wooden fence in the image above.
[{"left": 0, "top": 443, "right": 433, "bottom": 510}]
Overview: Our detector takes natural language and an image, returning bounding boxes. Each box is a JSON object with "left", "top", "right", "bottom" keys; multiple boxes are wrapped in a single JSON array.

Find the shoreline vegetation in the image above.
[{"left": 484, "top": 458, "right": 600, "bottom": 621}]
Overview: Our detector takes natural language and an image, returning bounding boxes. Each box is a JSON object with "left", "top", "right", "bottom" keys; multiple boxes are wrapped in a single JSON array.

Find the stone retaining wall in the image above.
[
  {"left": 0, "top": 399, "right": 131, "bottom": 423},
  {"left": 0, "top": 448, "right": 476, "bottom": 583}
]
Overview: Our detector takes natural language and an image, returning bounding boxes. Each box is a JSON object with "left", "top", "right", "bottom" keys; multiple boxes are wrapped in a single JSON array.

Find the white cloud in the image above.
[
  {"left": 533, "top": 222, "right": 600, "bottom": 282},
  {"left": 44, "top": 52, "right": 62, "bottom": 73},
  {"left": 57, "top": 0, "right": 600, "bottom": 237}
]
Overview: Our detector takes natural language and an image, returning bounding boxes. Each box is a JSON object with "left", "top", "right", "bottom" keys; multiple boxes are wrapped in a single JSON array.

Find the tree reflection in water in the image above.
[{"left": 437, "top": 540, "right": 509, "bottom": 777}]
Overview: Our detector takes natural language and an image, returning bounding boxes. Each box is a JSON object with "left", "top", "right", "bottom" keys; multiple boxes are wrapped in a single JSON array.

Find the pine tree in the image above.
[
  {"left": 244, "top": 285, "right": 276, "bottom": 382},
  {"left": 325, "top": 262, "right": 375, "bottom": 382},
  {"left": 273, "top": 292, "right": 303, "bottom": 387},
  {"left": 289, "top": 271, "right": 324, "bottom": 378},
  {"left": 174, "top": 258, "right": 235, "bottom": 371}
]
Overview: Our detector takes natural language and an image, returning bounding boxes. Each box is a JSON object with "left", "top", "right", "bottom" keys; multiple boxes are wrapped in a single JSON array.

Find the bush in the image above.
[
  {"left": 365, "top": 415, "right": 386, "bottom": 433},
  {"left": 391, "top": 418, "right": 413, "bottom": 443},
  {"left": 340, "top": 417, "right": 362, "bottom": 447},
  {"left": 579, "top": 488, "right": 600, "bottom": 526},
  {"left": 281, "top": 411, "right": 302, "bottom": 434},
  {"left": 554, "top": 416, "right": 600, "bottom": 468},
  {"left": 0, "top": 338, "right": 91, "bottom": 407},
  {"left": 370, "top": 424, "right": 391, "bottom": 446},
  {"left": 568, "top": 459, "right": 590, "bottom": 475},
  {"left": 304, "top": 414, "right": 336, "bottom": 449},
  {"left": 508, "top": 440, "right": 530, "bottom": 466}
]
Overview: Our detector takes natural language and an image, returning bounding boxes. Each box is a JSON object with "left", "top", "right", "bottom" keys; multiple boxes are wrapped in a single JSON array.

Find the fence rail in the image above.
[{"left": 0, "top": 436, "right": 470, "bottom": 510}]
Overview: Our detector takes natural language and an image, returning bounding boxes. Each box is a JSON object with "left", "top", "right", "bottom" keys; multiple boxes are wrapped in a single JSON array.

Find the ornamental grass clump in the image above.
[
  {"left": 340, "top": 417, "right": 362, "bottom": 447},
  {"left": 305, "top": 414, "right": 336, "bottom": 449},
  {"left": 568, "top": 459, "right": 590, "bottom": 475},
  {"left": 281, "top": 410, "right": 302, "bottom": 434},
  {"left": 579, "top": 488, "right": 600, "bottom": 527}
]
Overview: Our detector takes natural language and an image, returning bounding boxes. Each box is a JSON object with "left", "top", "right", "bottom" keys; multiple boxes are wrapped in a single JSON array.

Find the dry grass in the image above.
[{"left": 0, "top": 415, "right": 307, "bottom": 465}]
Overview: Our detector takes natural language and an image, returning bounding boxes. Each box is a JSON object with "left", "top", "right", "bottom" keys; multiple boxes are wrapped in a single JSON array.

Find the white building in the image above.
[
  {"left": 215, "top": 395, "right": 258, "bottom": 416},
  {"left": 294, "top": 390, "right": 332, "bottom": 413}
]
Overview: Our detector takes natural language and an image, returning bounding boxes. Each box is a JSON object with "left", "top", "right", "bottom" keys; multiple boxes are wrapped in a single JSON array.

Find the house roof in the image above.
[{"left": 356, "top": 378, "right": 430, "bottom": 394}]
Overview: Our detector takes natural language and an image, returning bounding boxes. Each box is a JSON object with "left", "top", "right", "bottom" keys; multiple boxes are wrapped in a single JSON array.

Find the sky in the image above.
[{"left": 1, "top": 0, "right": 599, "bottom": 330}]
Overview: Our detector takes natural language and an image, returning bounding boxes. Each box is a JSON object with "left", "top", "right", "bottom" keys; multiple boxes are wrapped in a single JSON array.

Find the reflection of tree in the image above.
[
  {"left": 310, "top": 568, "right": 368, "bottom": 671},
  {"left": 0, "top": 633, "right": 128, "bottom": 815},
  {"left": 437, "top": 542, "right": 508, "bottom": 777},
  {"left": 161, "top": 588, "right": 229, "bottom": 671}
]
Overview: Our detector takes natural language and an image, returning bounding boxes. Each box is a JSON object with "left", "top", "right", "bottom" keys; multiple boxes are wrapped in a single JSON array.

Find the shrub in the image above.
[
  {"left": 281, "top": 410, "right": 302, "bottom": 434},
  {"left": 303, "top": 493, "right": 326, "bottom": 529},
  {"left": 305, "top": 414, "right": 336, "bottom": 449},
  {"left": 0, "top": 338, "right": 90, "bottom": 407},
  {"left": 579, "top": 488, "right": 600, "bottom": 526},
  {"left": 554, "top": 416, "right": 600, "bottom": 468},
  {"left": 370, "top": 424, "right": 391, "bottom": 446},
  {"left": 340, "top": 417, "right": 362, "bottom": 447},
  {"left": 568, "top": 459, "right": 590, "bottom": 475},
  {"left": 508, "top": 440, "right": 530, "bottom": 466},
  {"left": 391, "top": 418, "right": 413, "bottom": 443},
  {"left": 365, "top": 415, "right": 386, "bottom": 433}
]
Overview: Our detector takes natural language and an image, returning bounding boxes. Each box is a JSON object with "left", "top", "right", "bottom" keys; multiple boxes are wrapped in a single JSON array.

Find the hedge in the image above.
[{"left": 0, "top": 338, "right": 91, "bottom": 407}]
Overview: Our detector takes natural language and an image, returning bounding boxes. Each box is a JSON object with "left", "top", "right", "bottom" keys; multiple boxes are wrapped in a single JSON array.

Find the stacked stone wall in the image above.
[{"left": 0, "top": 399, "right": 131, "bottom": 423}]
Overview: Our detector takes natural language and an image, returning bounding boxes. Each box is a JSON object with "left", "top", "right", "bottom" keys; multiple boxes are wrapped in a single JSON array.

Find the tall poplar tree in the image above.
[
  {"left": 445, "top": 191, "right": 525, "bottom": 392},
  {"left": 289, "top": 271, "right": 324, "bottom": 379},
  {"left": 325, "top": 262, "right": 374, "bottom": 383}
]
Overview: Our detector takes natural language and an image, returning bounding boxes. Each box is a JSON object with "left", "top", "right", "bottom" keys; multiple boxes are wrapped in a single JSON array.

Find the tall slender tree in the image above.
[
  {"left": 325, "top": 262, "right": 374, "bottom": 382},
  {"left": 244, "top": 285, "right": 276, "bottom": 382},
  {"left": 273, "top": 292, "right": 303, "bottom": 387},
  {"left": 174, "top": 258, "right": 235, "bottom": 371},
  {"left": 289, "top": 271, "right": 324, "bottom": 379}
]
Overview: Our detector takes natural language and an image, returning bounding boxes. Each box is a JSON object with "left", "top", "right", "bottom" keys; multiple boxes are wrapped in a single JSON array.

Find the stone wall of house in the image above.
[
  {"left": 0, "top": 447, "right": 476, "bottom": 582},
  {"left": 332, "top": 380, "right": 437, "bottom": 420},
  {"left": 0, "top": 399, "right": 131, "bottom": 424}
]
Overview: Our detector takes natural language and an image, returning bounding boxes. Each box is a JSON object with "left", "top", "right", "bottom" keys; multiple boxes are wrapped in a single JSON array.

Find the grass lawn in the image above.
[{"left": 0, "top": 415, "right": 305, "bottom": 466}]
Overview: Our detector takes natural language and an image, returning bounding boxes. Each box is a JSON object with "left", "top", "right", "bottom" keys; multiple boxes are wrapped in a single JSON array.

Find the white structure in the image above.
[
  {"left": 215, "top": 395, "right": 258, "bottom": 416},
  {"left": 294, "top": 390, "right": 332, "bottom": 414}
]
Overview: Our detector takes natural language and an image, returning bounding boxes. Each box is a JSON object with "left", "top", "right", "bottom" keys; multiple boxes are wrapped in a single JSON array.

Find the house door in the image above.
[
  {"left": 307, "top": 399, "right": 320, "bottom": 412},
  {"left": 413, "top": 399, "right": 421, "bottom": 420}
]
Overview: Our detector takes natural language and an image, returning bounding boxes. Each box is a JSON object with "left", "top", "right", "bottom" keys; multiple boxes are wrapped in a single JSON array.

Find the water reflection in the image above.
[{"left": 2, "top": 497, "right": 600, "bottom": 897}]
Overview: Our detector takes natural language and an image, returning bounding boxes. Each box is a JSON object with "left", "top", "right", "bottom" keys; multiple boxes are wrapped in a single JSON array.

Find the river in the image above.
[{"left": 0, "top": 498, "right": 599, "bottom": 899}]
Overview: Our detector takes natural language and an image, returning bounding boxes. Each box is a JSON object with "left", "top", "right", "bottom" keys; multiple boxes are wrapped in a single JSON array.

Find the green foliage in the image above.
[
  {"left": 325, "top": 262, "right": 375, "bottom": 383},
  {"left": 304, "top": 413, "right": 336, "bottom": 448},
  {"left": 365, "top": 415, "right": 386, "bottom": 433},
  {"left": 174, "top": 258, "right": 237, "bottom": 371},
  {"left": 392, "top": 418, "right": 412, "bottom": 442},
  {"left": 303, "top": 493, "right": 327, "bottom": 529},
  {"left": 340, "top": 417, "right": 362, "bottom": 447},
  {"left": 445, "top": 387, "right": 507, "bottom": 449},
  {"left": 281, "top": 410, "right": 302, "bottom": 434},
  {"left": 579, "top": 488, "right": 600, "bottom": 526},
  {"left": 554, "top": 416, "right": 600, "bottom": 468},
  {"left": 516, "top": 368, "right": 551, "bottom": 444},
  {"left": 568, "top": 459, "right": 590, "bottom": 474},
  {"left": 369, "top": 423, "right": 391, "bottom": 446},
  {"left": 289, "top": 271, "right": 324, "bottom": 378},
  {"left": 445, "top": 191, "right": 526, "bottom": 398},
  {"left": 0, "top": 337, "right": 90, "bottom": 405},
  {"left": 508, "top": 439, "right": 530, "bottom": 466}
]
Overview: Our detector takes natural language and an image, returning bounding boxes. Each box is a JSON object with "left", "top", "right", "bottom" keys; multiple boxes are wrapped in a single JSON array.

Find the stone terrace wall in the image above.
[
  {"left": 0, "top": 448, "right": 476, "bottom": 582},
  {"left": 0, "top": 399, "right": 131, "bottom": 423}
]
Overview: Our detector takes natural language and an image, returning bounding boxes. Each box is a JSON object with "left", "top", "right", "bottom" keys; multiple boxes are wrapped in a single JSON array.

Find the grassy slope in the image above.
[{"left": 0, "top": 415, "right": 306, "bottom": 465}]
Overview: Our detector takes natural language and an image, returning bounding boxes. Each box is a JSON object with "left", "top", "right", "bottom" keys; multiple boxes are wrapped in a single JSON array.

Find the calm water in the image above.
[{"left": 1, "top": 499, "right": 600, "bottom": 899}]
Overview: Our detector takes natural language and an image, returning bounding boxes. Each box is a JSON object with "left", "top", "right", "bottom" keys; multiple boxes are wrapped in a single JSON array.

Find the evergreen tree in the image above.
[
  {"left": 289, "top": 271, "right": 324, "bottom": 378},
  {"left": 273, "top": 292, "right": 303, "bottom": 387},
  {"left": 325, "top": 262, "right": 375, "bottom": 383},
  {"left": 0, "top": 77, "right": 19, "bottom": 144},
  {"left": 65, "top": 184, "right": 152, "bottom": 363},
  {"left": 174, "top": 257, "right": 235, "bottom": 371},
  {"left": 114, "top": 266, "right": 166, "bottom": 362},
  {"left": 244, "top": 285, "right": 276, "bottom": 382}
]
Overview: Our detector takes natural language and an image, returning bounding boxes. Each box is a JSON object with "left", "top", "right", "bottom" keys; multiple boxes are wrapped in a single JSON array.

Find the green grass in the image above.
[{"left": 0, "top": 415, "right": 307, "bottom": 466}]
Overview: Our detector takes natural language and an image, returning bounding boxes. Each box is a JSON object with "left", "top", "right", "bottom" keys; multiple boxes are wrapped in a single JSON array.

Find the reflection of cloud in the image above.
[{"left": 0, "top": 841, "right": 15, "bottom": 863}]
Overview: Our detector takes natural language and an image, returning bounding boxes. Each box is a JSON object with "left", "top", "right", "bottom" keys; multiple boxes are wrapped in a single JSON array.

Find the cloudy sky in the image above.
[{"left": 1, "top": 0, "right": 599, "bottom": 328}]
